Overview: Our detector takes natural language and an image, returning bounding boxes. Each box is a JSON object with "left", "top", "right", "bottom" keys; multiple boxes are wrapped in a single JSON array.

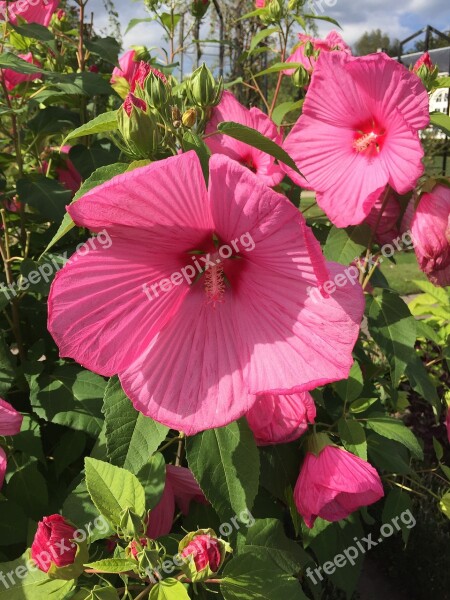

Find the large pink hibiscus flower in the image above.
[
  {"left": 0, "top": 0, "right": 59, "bottom": 26},
  {"left": 48, "top": 152, "right": 364, "bottom": 434},
  {"left": 283, "top": 52, "right": 430, "bottom": 227},
  {"left": 205, "top": 91, "right": 284, "bottom": 187}
]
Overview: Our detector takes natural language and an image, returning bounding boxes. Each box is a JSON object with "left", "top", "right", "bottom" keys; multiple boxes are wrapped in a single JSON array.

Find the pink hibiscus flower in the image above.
[
  {"left": 294, "top": 444, "right": 384, "bottom": 528},
  {"left": 283, "top": 30, "right": 351, "bottom": 76},
  {"left": 146, "top": 465, "right": 207, "bottom": 538},
  {"left": 47, "top": 152, "right": 364, "bottom": 434},
  {"left": 246, "top": 392, "right": 316, "bottom": 446},
  {"left": 110, "top": 50, "right": 139, "bottom": 86},
  {"left": 283, "top": 52, "right": 430, "bottom": 227},
  {"left": 1, "top": 52, "right": 42, "bottom": 91},
  {"left": 363, "top": 186, "right": 402, "bottom": 246},
  {"left": 205, "top": 91, "right": 284, "bottom": 187},
  {"left": 0, "top": 398, "right": 23, "bottom": 489},
  {"left": 0, "top": 0, "right": 59, "bottom": 26},
  {"left": 410, "top": 184, "right": 450, "bottom": 287}
]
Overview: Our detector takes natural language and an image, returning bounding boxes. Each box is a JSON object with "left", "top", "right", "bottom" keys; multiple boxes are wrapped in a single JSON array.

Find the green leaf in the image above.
[
  {"left": 0, "top": 500, "right": 27, "bottom": 545},
  {"left": 125, "top": 17, "right": 155, "bottom": 34},
  {"left": 84, "top": 558, "right": 138, "bottom": 573},
  {"left": 405, "top": 355, "right": 440, "bottom": 413},
  {"left": 366, "top": 291, "right": 417, "bottom": 387},
  {"left": 302, "top": 14, "right": 342, "bottom": 28},
  {"left": 62, "top": 111, "right": 118, "bottom": 145},
  {"left": 103, "top": 376, "right": 169, "bottom": 474},
  {"left": 249, "top": 28, "right": 279, "bottom": 54},
  {"left": 242, "top": 518, "right": 313, "bottom": 574},
  {"left": 221, "top": 554, "right": 306, "bottom": 600},
  {"left": 439, "top": 492, "right": 450, "bottom": 520},
  {"left": 41, "top": 162, "right": 128, "bottom": 256},
  {"left": 69, "top": 142, "right": 120, "bottom": 179},
  {"left": 85, "top": 37, "right": 120, "bottom": 66},
  {"left": 0, "top": 334, "right": 16, "bottom": 395},
  {"left": 16, "top": 176, "right": 72, "bottom": 222},
  {"left": 4, "top": 461, "right": 48, "bottom": 521},
  {"left": 63, "top": 477, "right": 111, "bottom": 543},
  {"left": 0, "top": 52, "right": 43, "bottom": 74},
  {"left": 10, "top": 22, "right": 54, "bottom": 42},
  {"left": 182, "top": 131, "right": 211, "bottom": 185},
  {"left": 367, "top": 434, "right": 414, "bottom": 475},
  {"left": 430, "top": 112, "right": 450, "bottom": 136},
  {"left": 186, "top": 420, "right": 260, "bottom": 521},
  {"left": 271, "top": 100, "right": 303, "bottom": 126},
  {"left": 259, "top": 443, "right": 300, "bottom": 502},
  {"left": 28, "top": 107, "right": 80, "bottom": 135},
  {"left": 52, "top": 72, "right": 113, "bottom": 96},
  {"left": 85, "top": 457, "right": 146, "bottom": 525},
  {"left": 149, "top": 579, "right": 191, "bottom": 600},
  {"left": 29, "top": 365, "right": 106, "bottom": 437},
  {"left": 382, "top": 488, "right": 414, "bottom": 544},
  {"left": 217, "top": 121, "right": 300, "bottom": 174},
  {"left": 324, "top": 225, "right": 371, "bottom": 264},
  {"left": 337, "top": 418, "right": 367, "bottom": 460},
  {"left": 334, "top": 362, "right": 363, "bottom": 403},
  {"left": 137, "top": 452, "right": 166, "bottom": 509},
  {"left": 253, "top": 62, "right": 302, "bottom": 77},
  {"left": 364, "top": 416, "right": 423, "bottom": 459},
  {"left": 0, "top": 552, "right": 75, "bottom": 599}
]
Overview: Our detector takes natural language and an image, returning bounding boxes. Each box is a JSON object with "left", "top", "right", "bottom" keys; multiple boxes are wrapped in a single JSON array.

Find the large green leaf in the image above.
[
  {"left": 430, "top": 112, "right": 450, "bottom": 136},
  {"left": 85, "top": 457, "right": 146, "bottom": 525},
  {"left": 0, "top": 500, "right": 27, "bottom": 545},
  {"left": 84, "top": 37, "right": 120, "bottom": 66},
  {"left": 62, "top": 111, "right": 118, "bottom": 145},
  {"left": 334, "top": 362, "right": 363, "bottom": 403},
  {"left": 337, "top": 418, "right": 367, "bottom": 460},
  {"left": 366, "top": 291, "right": 417, "bottom": 387},
  {"left": 217, "top": 122, "right": 300, "bottom": 174},
  {"left": 249, "top": 28, "right": 280, "bottom": 54},
  {"left": 364, "top": 415, "right": 423, "bottom": 459},
  {"left": 323, "top": 225, "right": 371, "bottom": 264},
  {"left": 186, "top": 420, "right": 259, "bottom": 521},
  {"left": 271, "top": 100, "right": 303, "bottom": 126},
  {"left": 84, "top": 558, "right": 138, "bottom": 574},
  {"left": 221, "top": 554, "right": 306, "bottom": 600},
  {"left": 30, "top": 365, "right": 106, "bottom": 437},
  {"left": 103, "top": 376, "right": 169, "bottom": 474},
  {"left": 16, "top": 176, "right": 72, "bottom": 222},
  {"left": 0, "top": 52, "right": 43, "bottom": 74},
  {"left": 149, "top": 579, "right": 191, "bottom": 600},
  {"left": 4, "top": 461, "right": 48, "bottom": 521}
]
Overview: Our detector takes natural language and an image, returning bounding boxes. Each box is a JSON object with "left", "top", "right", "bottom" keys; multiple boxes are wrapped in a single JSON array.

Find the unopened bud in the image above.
[
  {"left": 188, "top": 64, "right": 223, "bottom": 108},
  {"left": 144, "top": 68, "right": 170, "bottom": 109},
  {"left": 118, "top": 93, "right": 161, "bottom": 158},
  {"left": 182, "top": 108, "right": 197, "bottom": 128},
  {"left": 292, "top": 65, "right": 310, "bottom": 88},
  {"left": 412, "top": 52, "right": 439, "bottom": 91},
  {"left": 179, "top": 529, "right": 232, "bottom": 583},
  {"left": 268, "top": 0, "right": 283, "bottom": 20}
]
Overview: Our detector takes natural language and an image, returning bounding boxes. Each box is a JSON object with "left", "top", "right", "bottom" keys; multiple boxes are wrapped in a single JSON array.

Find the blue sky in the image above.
[{"left": 87, "top": 0, "right": 450, "bottom": 69}]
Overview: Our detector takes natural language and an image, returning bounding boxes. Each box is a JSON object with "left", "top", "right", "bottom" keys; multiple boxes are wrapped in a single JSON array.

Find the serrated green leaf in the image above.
[
  {"left": 217, "top": 121, "right": 300, "bottom": 174},
  {"left": 337, "top": 418, "right": 367, "bottom": 460},
  {"left": 84, "top": 558, "right": 138, "bottom": 573},
  {"left": 103, "top": 376, "right": 169, "bottom": 474},
  {"left": 186, "top": 420, "right": 259, "bottom": 521},
  {"left": 85, "top": 457, "right": 146, "bottom": 525},
  {"left": 149, "top": 579, "right": 191, "bottom": 600},
  {"left": 324, "top": 225, "right": 371, "bottom": 264},
  {"left": 62, "top": 111, "right": 118, "bottom": 145},
  {"left": 334, "top": 362, "right": 363, "bottom": 403},
  {"left": 364, "top": 416, "right": 423, "bottom": 459}
]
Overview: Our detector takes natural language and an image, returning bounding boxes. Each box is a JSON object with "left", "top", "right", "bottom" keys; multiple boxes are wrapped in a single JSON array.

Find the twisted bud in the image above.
[{"left": 118, "top": 93, "right": 161, "bottom": 158}]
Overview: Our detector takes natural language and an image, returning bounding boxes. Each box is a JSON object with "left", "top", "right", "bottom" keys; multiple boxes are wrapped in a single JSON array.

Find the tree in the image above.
[{"left": 354, "top": 29, "right": 400, "bottom": 57}]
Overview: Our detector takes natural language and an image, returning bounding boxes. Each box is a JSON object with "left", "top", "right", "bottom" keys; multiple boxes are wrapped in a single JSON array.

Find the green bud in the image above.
[
  {"left": 144, "top": 70, "right": 170, "bottom": 109},
  {"left": 292, "top": 65, "right": 310, "bottom": 88},
  {"left": 268, "top": 0, "right": 283, "bottom": 21},
  {"left": 188, "top": 64, "right": 222, "bottom": 108},
  {"left": 118, "top": 93, "right": 161, "bottom": 158},
  {"left": 119, "top": 508, "right": 145, "bottom": 540},
  {"left": 182, "top": 107, "right": 197, "bottom": 128}
]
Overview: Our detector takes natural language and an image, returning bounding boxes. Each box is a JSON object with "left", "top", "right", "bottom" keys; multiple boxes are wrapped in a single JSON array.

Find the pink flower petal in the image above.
[
  {"left": 0, "top": 398, "right": 23, "bottom": 436},
  {"left": 146, "top": 477, "right": 175, "bottom": 539},
  {"left": 0, "top": 447, "right": 6, "bottom": 490}
]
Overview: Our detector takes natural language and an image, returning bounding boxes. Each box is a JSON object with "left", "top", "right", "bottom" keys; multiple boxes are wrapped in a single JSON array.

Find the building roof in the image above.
[{"left": 400, "top": 46, "right": 450, "bottom": 73}]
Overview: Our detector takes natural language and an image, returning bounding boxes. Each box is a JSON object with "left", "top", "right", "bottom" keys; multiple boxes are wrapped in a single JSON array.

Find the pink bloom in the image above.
[
  {"left": 0, "top": 398, "right": 23, "bottom": 435},
  {"left": 363, "top": 186, "right": 402, "bottom": 246},
  {"left": 123, "top": 92, "right": 147, "bottom": 116},
  {"left": 89, "top": 64, "right": 99, "bottom": 73},
  {"left": 47, "top": 152, "right": 364, "bottom": 434},
  {"left": 255, "top": 0, "right": 266, "bottom": 6},
  {"left": 31, "top": 515, "right": 78, "bottom": 572},
  {"left": 246, "top": 392, "right": 315, "bottom": 445},
  {"left": 110, "top": 50, "right": 139, "bottom": 86},
  {"left": 146, "top": 465, "right": 206, "bottom": 538},
  {"left": 2, "top": 52, "right": 42, "bottom": 91},
  {"left": 129, "top": 537, "right": 147, "bottom": 558},
  {"left": 131, "top": 62, "right": 167, "bottom": 93},
  {"left": 205, "top": 91, "right": 284, "bottom": 187},
  {"left": 410, "top": 184, "right": 450, "bottom": 286},
  {"left": 181, "top": 534, "right": 221, "bottom": 573},
  {"left": 283, "top": 31, "right": 351, "bottom": 76},
  {"left": 0, "top": 0, "right": 59, "bottom": 26},
  {"left": 294, "top": 445, "right": 384, "bottom": 528},
  {"left": 413, "top": 52, "right": 433, "bottom": 73},
  {"left": 283, "top": 52, "right": 429, "bottom": 227}
]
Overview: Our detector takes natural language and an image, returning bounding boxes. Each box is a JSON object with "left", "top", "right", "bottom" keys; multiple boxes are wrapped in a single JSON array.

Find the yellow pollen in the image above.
[{"left": 353, "top": 131, "right": 378, "bottom": 153}]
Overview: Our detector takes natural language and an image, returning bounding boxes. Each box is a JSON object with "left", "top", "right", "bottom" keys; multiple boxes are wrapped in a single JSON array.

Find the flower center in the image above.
[
  {"left": 204, "top": 260, "right": 226, "bottom": 307},
  {"left": 353, "top": 121, "right": 385, "bottom": 155}
]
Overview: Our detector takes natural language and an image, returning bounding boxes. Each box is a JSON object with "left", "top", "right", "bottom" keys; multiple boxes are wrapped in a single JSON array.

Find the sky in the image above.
[{"left": 85, "top": 0, "right": 450, "bottom": 69}]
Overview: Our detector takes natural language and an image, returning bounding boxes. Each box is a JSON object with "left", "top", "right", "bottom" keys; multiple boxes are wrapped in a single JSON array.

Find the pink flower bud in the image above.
[
  {"left": 31, "top": 515, "right": 78, "bottom": 572},
  {"left": 123, "top": 92, "right": 147, "bottom": 117},
  {"left": 129, "top": 537, "right": 148, "bottom": 559},
  {"left": 294, "top": 445, "right": 384, "bottom": 528},
  {"left": 413, "top": 52, "right": 433, "bottom": 73},
  {"left": 363, "top": 186, "right": 402, "bottom": 246},
  {"left": 181, "top": 534, "right": 222, "bottom": 573},
  {"left": 0, "top": 398, "right": 23, "bottom": 436},
  {"left": 246, "top": 392, "right": 315, "bottom": 446},
  {"left": 255, "top": 0, "right": 267, "bottom": 6},
  {"left": 411, "top": 184, "right": 450, "bottom": 287},
  {"left": 130, "top": 62, "right": 167, "bottom": 93}
]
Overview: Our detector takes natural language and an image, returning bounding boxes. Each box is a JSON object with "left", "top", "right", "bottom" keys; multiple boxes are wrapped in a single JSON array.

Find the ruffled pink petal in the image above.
[
  {"left": 146, "top": 478, "right": 175, "bottom": 539},
  {"left": 68, "top": 152, "right": 213, "bottom": 253},
  {"left": 48, "top": 237, "right": 190, "bottom": 376},
  {"left": 0, "top": 398, "right": 23, "bottom": 436},
  {"left": 0, "top": 447, "right": 6, "bottom": 490},
  {"left": 246, "top": 392, "right": 316, "bottom": 446},
  {"left": 120, "top": 284, "right": 250, "bottom": 435},
  {"left": 234, "top": 261, "right": 364, "bottom": 394}
]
